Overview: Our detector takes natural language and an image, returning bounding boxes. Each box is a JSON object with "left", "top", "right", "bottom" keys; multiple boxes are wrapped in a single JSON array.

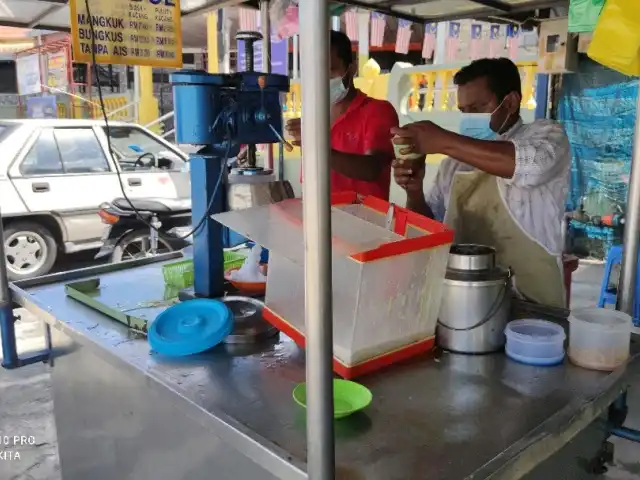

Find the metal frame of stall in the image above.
[
  {"left": 297, "top": 1, "right": 640, "bottom": 477},
  {"left": 1, "top": 1, "right": 640, "bottom": 478}
]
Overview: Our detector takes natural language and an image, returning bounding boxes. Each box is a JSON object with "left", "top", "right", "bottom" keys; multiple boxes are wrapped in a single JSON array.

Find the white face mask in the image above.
[{"left": 329, "top": 76, "right": 349, "bottom": 105}]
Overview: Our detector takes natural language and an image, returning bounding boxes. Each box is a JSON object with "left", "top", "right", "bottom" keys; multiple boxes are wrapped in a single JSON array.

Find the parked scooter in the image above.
[{"left": 96, "top": 198, "right": 192, "bottom": 263}]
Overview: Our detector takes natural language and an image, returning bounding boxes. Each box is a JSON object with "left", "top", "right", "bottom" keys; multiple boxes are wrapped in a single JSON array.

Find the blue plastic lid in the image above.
[
  {"left": 506, "top": 319, "right": 566, "bottom": 340},
  {"left": 149, "top": 299, "right": 233, "bottom": 357}
]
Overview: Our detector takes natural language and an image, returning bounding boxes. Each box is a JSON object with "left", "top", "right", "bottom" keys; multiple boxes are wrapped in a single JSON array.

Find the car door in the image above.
[
  {"left": 0, "top": 123, "right": 29, "bottom": 215},
  {"left": 9, "top": 127, "right": 115, "bottom": 245},
  {"left": 96, "top": 125, "right": 190, "bottom": 200}
]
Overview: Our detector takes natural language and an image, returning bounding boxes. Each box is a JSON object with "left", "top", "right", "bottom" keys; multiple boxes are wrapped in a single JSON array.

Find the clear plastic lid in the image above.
[
  {"left": 569, "top": 308, "right": 632, "bottom": 331},
  {"left": 505, "top": 319, "right": 566, "bottom": 342},
  {"left": 213, "top": 199, "right": 402, "bottom": 264}
]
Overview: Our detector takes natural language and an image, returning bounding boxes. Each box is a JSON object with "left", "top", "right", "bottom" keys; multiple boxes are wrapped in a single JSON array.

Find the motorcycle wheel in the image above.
[{"left": 111, "top": 230, "right": 176, "bottom": 263}]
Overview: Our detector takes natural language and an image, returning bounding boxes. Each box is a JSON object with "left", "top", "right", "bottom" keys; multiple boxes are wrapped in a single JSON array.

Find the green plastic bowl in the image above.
[{"left": 292, "top": 379, "right": 372, "bottom": 419}]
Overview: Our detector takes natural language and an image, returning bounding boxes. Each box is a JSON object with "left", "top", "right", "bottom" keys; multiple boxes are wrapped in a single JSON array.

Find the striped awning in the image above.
[
  {"left": 0, "top": 41, "right": 35, "bottom": 53},
  {"left": 0, "top": 26, "right": 31, "bottom": 38},
  {"left": 0, "top": 26, "right": 35, "bottom": 54}
]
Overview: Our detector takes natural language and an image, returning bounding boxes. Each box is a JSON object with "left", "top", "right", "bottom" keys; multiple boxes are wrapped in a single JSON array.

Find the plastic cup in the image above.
[{"left": 392, "top": 135, "right": 422, "bottom": 161}]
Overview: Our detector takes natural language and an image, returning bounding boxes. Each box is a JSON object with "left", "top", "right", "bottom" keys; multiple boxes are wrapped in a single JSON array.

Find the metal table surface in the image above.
[{"left": 10, "top": 257, "right": 640, "bottom": 480}]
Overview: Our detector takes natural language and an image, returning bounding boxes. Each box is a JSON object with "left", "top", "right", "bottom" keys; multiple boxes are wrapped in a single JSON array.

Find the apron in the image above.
[{"left": 443, "top": 171, "right": 566, "bottom": 308}]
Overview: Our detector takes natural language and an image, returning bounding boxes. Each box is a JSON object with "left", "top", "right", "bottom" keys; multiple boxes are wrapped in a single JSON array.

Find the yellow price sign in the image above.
[{"left": 70, "top": 0, "right": 183, "bottom": 68}]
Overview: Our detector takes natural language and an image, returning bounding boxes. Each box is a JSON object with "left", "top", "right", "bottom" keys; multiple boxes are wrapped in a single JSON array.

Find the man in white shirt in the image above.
[{"left": 392, "top": 58, "right": 570, "bottom": 307}]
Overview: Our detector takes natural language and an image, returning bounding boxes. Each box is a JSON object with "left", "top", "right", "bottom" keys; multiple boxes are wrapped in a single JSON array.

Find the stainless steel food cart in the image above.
[{"left": 5, "top": 255, "right": 640, "bottom": 479}]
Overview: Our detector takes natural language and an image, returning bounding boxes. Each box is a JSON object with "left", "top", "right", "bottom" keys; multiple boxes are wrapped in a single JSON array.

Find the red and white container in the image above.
[{"left": 214, "top": 191, "right": 454, "bottom": 378}]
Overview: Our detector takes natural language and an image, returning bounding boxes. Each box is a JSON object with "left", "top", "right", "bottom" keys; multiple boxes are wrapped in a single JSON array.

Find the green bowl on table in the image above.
[{"left": 292, "top": 379, "right": 373, "bottom": 419}]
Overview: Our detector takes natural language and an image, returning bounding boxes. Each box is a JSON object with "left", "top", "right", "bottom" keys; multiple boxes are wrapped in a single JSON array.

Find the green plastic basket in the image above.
[
  {"left": 162, "top": 260, "right": 194, "bottom": 289},
  {"left": 162, "top": 251, "right": 247, "bottom": 289},
  {"left": 224, "top": 250, "right": 247, "bottom": 271}
]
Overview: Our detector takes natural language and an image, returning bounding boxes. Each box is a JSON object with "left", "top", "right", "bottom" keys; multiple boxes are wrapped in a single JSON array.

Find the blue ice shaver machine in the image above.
[{"left": 171, "top": 31, "right": 291, "bottom": 299}]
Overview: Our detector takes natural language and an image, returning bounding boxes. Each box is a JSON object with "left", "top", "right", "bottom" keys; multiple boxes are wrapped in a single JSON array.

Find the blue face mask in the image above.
[
  {"left": 458, "top": 97, "right": 510, "bottom": 140},
  {"left": 459, "top": 113, "right": 496, "bottom": 140}
]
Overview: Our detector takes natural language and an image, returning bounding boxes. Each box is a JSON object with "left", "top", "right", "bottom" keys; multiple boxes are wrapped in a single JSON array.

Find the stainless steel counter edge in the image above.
[
  {"left": 9, "top": 260, "right": 308, "bottom": 480},
  {"left": 472, "top": 362, "right": 635, "bottom": 479},
  {"left": 12, "top": 252, "right": 184, "bottom": 290}
]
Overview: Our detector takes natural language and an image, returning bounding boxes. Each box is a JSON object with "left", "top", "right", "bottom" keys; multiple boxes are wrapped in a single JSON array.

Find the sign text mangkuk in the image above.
[{"left": 70, "top": 0, "right": 183, "bottom": 68}]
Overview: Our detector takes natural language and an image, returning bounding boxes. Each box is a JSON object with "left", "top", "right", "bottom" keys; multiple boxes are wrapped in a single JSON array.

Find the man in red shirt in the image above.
[{"left": 285, "top": 30, "right": 399, "bottom": 200}]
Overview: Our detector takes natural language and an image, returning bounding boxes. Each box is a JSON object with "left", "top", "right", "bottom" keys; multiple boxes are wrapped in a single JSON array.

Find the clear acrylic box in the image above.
[{"left": 213, "top": 192, "right": 454, "bottom": 376}]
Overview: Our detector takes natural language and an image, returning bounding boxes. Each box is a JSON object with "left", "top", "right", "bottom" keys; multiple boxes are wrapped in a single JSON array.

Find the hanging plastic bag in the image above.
[
  {"left": 277, "top": 5, "right": 299, "bottom": 39},
  {"left": 568, "top": 0, "right": 606, "bottom": 33},
  {"left": 588, "top": 0, "right": 640, "bottom": 76},
  {"left": 230, "top": 244, "right": 266, "bottom": 283},
  {"left": 270, "top": 0, "right": 299, "bottom": 39},
  {"left": 269, "top": 1, "right": 348, "bottom": 39}
]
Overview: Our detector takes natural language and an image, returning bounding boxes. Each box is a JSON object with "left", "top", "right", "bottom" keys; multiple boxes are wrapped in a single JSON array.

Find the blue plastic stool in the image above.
[
  {"left": 598, "top": 245, "right": 623, "bottom": 308},
  {"left": 597, "top": 245, "right": 640, "bottom": 325}
]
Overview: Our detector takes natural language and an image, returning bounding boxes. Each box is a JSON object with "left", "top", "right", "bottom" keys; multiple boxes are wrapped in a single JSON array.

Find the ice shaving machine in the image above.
[{"left": 171, "top": 30, "right": 291, "bottom": 299}]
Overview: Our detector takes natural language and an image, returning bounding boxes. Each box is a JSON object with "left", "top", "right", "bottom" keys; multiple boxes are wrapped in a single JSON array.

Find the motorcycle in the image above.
[{"left": 96, "top": 197, "right": 192, "bottom": 263}]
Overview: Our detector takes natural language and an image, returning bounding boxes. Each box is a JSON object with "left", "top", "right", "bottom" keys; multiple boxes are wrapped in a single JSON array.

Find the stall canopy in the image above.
[
  {"left": 335, "top": 0, "right": 567, "bottom": 23},
  {"left": 0, "top": 0, "right": 567, "bottom": 51},
  {"left": 0, "top": 1, "right": 256, "bottom": 30},
  {"left": 0, "top": 0, "right": 568, "bottom": 32}
]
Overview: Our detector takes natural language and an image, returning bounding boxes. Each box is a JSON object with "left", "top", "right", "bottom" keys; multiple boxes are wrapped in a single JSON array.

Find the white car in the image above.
[{"left": 0, "top": 119, "right": 190, "bottom": 280}]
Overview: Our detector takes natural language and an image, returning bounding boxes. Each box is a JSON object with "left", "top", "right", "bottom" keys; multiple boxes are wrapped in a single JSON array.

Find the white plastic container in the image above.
[
  {"left": 505, "top": 319, "right": 566, "bottom": 366},
  {"left": 568, "top": 308, "right": 632, "bottom": 371}
]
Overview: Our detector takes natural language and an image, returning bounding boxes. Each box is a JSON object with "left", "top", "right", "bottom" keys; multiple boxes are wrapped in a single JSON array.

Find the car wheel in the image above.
[
  {"left": 111, "top": 230, "right": 176, "bottom": 263},
  {"left": 4, "top": 221, "right": 58, "bottom": 281}
]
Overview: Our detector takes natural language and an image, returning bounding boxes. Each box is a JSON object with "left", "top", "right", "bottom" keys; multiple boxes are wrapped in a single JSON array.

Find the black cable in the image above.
[{"left": 84, "top": 0, "right": 228, "bottom": 242}]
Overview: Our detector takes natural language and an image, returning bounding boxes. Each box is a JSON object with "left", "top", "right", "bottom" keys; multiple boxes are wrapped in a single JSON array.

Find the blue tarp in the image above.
[{"left": 558, "top": 59, "right": 637, "bottom": 214}]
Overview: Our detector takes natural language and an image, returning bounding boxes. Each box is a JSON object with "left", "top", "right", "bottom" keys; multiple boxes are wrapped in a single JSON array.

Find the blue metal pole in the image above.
[
  {"left": 611, "top": 427, "right": 640, "bottom": 443},
  {"left": 0, "top": 304, "right": 18, "bottom": 368},
  {"left": 0, "top": 211, "right": 19, "bottom": 368},
  {"left": 190, "top": 154, "right": 225, "bottom": 298},
  {"left": 0, "top": 211, "right": 49, "bottom": 369},
  {"left": 607, "top": 392, "right": 640, "bottom": 444},
  {"left": 613, "top": 391, "right": 628, "bottom": 412}
]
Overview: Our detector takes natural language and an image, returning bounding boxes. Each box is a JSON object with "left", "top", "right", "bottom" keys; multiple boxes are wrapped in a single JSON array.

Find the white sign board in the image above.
[{"left": 16, "top": 54, "right": 42, "bottom": 96}]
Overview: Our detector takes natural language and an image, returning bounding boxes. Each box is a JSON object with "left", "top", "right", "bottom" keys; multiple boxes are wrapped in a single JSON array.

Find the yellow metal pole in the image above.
[
  {"left": 207, "top": 11, "right": 219, "bottom": 74},
  {"left": 137, "top": 66, "right": 160, "bottom": 131}
]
